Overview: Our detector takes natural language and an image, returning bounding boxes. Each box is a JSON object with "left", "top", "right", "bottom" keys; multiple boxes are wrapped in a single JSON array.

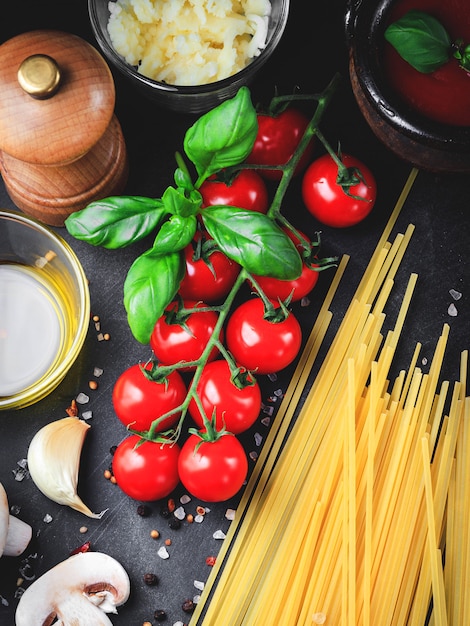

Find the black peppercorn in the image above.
[
  {"left": 160, "top": 506, "right": 171, "bottom": 518},
  {"left": 168, "top": 516, "right": 181, "bottom": 530},
  {"left": 182, "top": 599, "right": 195, "bottom": 613},
  {"left": 153, "top": 609, "right": 167, "bottom": 621},
  {"left": 143, "top": 573, "right": 159, "bottom": 586},
  {"left": 137, "top": 504, "right": 151, "bottom": 517}
]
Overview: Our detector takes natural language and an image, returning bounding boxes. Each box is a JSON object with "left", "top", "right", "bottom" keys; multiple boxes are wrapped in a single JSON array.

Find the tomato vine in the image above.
[{"left": 65, "top": 73, "right": 347, "bottom": 446}]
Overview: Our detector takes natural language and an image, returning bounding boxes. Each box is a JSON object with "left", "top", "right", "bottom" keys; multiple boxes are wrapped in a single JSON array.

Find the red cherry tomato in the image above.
[
  {"left": 112, "top": 434, "right": 180, "bottom": 502},
  {"left": 150, "top": 300, "right": 222, "bottom": 370},
  {"left": 199, "top": 169, "right": 269, "bottom": 213},
  {"left": 178, "top": 231, "right": 240, "bottom": 303},
  {"left": 112, "top": 363, "right": 186, "bottom": 432},
  {"left": 225, "top": 298, "right": 302, "bottom": 375},
  {"left": 251, "top": 227, "right": 320, "bottom": 301},
  {"left": 188, "top": 360, "right": 261, "bottom": 434},
  {"left": 246, "top": 108, "right": 314, "bottom": 181},
  {"left": 302, "top": 154, "right": 377, "bottom": 228},
  {"left": 178, "top": 432, "right": 248, "bottom": 502}
]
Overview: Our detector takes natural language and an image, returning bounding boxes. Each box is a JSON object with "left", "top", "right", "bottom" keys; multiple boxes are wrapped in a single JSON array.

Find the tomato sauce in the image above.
[{"left": 383, "top": 0, "right": 470, "bottom": 126}]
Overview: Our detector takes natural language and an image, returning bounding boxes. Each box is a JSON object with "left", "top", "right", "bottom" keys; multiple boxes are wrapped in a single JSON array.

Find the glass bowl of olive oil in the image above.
[{"left": 0, "top": 210, "right": 90, "bottom": 410}]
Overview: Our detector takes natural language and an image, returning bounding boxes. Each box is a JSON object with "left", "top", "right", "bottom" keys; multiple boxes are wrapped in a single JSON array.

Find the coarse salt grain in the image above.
[
  {"left": 157, "top": 546, "right": 170, "bottom": 559},
  {"left": 449, "top": 288, "right": 462, "bottom": 300},
  {"left": 194, "top": 580, "right": 205, "bottom": 591},
  {"left": 75, "top": 392, "right": 89, "bottom": 404},
  {"left": 225, "top": 508, "right": 236, "bottom": 520},
  {"left": 213, "top": 530, "right": 226, "bottom": 540},
  {"left": 180, "top": 493, "right": 191, "bottom": 504},
  {"left": 448, "top": 303, "right": 458, "bottom": 317},
  {"left": 174, "top": 506, "right": 186, "bottom": 520}
]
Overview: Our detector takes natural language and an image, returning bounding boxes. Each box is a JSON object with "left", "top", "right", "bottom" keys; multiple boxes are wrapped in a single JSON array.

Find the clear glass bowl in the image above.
[
  {"left": 0, "top": 210, "right": 90, "bottom": 410},
  {"left": 88, "top": 0, "right": 290, "bottom": 114}
]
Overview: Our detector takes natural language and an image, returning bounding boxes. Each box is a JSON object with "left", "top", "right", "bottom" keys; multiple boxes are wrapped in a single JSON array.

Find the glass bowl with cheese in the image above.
[{"left": 88, "top": 0, "right": 289, "bottom": 113}]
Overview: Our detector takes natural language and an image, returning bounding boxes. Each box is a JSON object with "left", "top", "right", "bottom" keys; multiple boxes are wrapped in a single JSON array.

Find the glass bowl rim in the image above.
[{"left": 0, "top": 209, "right": 90, "bottom": 410}]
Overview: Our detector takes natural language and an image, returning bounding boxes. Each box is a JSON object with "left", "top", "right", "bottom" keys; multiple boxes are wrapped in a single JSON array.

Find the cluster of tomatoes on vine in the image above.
[{"left": 106, "top": 83, "right": 377, "bottom": 506}]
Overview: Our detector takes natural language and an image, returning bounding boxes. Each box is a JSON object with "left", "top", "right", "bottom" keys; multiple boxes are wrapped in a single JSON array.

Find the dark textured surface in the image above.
[{"left": 1, "top": 2, "right": 469, "bottom": 625}]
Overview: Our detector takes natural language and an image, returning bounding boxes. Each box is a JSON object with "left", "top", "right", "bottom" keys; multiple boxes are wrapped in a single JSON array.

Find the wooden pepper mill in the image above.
[{"left": 0, "top": 30, "right": 128, "bottom": 226}]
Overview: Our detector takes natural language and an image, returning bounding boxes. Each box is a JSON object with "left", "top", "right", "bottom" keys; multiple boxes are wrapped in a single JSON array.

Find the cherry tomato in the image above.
[
  {"left": 150, "top": 299, "right": 222, "bottom": 370},
  {"left": 178, "top": 432, "right": 248, "bottom": 502},
  {"left": 225, "top": 298, "right": 302, "bottom": 375},
  {"left": 251, "top": 228, "right": 319, "bottom": 301},
  {"left": 112, "top": 362, "right": 186, "bottom": 432},
  {"left": 112, "top": 434, "right": 180, "bottom": 502},
  {"left": 199, "top": 169, "right": 269, "bottom": 213},
  {"left": 188, "top": 360, "right": 261, "bottom": 434},
  {"left": 178, "top": 231, "right": 240, "bottom": 303},
  {"left": 302, "top": 153, "right": 377, "bottom": 228},
  {"left": 246, "top": 108, "right": 314, "bottom": 181}
]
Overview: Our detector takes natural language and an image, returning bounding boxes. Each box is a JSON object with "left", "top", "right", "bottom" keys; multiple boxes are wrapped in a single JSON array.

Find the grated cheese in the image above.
[{"left": 107, "top": 0, "right": 272, "bottom": 86}]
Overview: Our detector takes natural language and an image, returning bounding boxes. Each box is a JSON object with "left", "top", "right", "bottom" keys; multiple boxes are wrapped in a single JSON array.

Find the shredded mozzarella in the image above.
[{"left": 107, "top": 0, "right": 272, "bottom": 86}]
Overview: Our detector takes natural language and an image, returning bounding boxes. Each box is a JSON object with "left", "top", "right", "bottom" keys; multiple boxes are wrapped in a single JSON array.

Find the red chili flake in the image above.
[
  {"left": 167, "top": 498, "right": 176, "bottom": 513},
  {"left": 65, "top": 399, "right": 78, "bottom": 417},
  {"left": 70, "top": 541, "right": 91, "bottom": 555},
  {"left": 205, "top": 556, "right": 216, "bottom": 566}
]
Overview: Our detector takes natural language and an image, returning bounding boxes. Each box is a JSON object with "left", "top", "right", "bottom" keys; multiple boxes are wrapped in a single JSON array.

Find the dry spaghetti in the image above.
[{"left": 189, "top": 167, "right": 469, "bottom": 625}]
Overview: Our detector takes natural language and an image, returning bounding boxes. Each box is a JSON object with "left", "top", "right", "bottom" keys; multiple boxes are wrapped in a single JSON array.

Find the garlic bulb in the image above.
[{"left": 27, "top": 416, "right": 106, "bottom": 518}]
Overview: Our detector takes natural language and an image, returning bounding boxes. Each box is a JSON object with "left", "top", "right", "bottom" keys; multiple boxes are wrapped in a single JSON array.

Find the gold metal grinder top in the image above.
[{"left": 17, "top": 54, "right": 61, "bottom": 99}]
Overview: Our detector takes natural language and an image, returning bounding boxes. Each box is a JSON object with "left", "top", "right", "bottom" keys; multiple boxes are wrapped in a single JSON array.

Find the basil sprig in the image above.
[
  {"left": 65, "top": 86, "right": 303, "bottom": 344},
  {"left": 385, "top": 10, "right": 470, "bottom": 74}
]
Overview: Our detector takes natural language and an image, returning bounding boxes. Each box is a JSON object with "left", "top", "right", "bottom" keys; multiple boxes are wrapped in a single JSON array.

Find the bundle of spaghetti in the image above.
[
  {"left": 189, "top": 169, "right": 468, "bottom": 625},
  {"left": 190, "top": 170, "right": 451, "bottom": 625}
]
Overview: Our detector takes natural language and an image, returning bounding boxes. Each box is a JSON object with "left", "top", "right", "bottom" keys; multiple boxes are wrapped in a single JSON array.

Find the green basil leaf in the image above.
[
  {"left": 153, "top": 215, "right": 197, "bottom": 254},
  {"left": 184, "top": 87, "right": 258, "bottom": 184},
  {"left": 123, "top": 249, "right": 184, "bottom": 344},
  {"left": 201, "top": 206, "right": 302, "bottom": 280},
  {"left": 385, "top": 10, "right": 451, "bottom": 73},
  {"left": 65, "top": 196, "right": 166, "bottom": 249},
  {"left": 162, "top": 186, "right": 202, "bottom": 217},
  {"left": 173, "top": 165, "right": 194, "bottom": 191}
]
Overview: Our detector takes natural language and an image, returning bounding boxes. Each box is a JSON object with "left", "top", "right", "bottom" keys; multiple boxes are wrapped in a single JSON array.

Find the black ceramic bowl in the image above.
[
  {"left": 345, "top": 0, "right": 470, "bottom": 172},
  {"left": 89, "top": 0, "right": 289, "bottom": 114}
]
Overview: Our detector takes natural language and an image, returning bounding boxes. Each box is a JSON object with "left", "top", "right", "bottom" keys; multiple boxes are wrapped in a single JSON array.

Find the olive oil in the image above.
[{"left": 0, "top": 264, "right": 65, "bottom": 396}]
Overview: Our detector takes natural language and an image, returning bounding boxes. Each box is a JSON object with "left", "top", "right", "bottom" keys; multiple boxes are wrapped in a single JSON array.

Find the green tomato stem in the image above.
[
  {"left": 144, "top": 269, "right": 250, "bottom": 442},
  {"left": 267, "top": 73, "right": 342, "bottom": 220}
]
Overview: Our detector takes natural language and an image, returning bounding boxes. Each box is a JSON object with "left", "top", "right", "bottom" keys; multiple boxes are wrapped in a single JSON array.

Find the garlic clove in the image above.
[
  {"left": 3, "top": 514, "right": 33, "bottom": 557},
  {"left": 0, "top": 482, "right": 33, "bottom": 558},
  {"left": 27, "top": 416, "right": 106, "bottom": 519}
]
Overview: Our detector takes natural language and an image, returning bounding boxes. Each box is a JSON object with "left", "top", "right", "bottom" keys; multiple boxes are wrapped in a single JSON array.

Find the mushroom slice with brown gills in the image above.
[
  {"left": 15, "top": 551, "right": 131, "bottom": 625},
  {"left": 0, "top": 481, "right": 32, "bottom": 558}
]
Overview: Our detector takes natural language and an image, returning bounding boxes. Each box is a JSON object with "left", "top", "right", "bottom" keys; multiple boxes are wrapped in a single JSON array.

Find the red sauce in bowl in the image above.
[{"left": 384, "top": 0, "right": 470, "bottom": 126}]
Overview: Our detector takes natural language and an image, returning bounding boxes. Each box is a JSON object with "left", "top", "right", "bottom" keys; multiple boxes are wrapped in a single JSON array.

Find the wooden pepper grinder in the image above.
[{"left": 0, "top": 30, "right": 128, "bottom": 227}]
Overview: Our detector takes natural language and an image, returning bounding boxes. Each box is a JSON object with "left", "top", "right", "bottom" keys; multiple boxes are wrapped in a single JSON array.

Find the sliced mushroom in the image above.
[
  {"left": 15, "top": 551, "right": 131, "bottom": 626},
  {"left": 0, "top": 481, "right": 32, "bottom": 558}
]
